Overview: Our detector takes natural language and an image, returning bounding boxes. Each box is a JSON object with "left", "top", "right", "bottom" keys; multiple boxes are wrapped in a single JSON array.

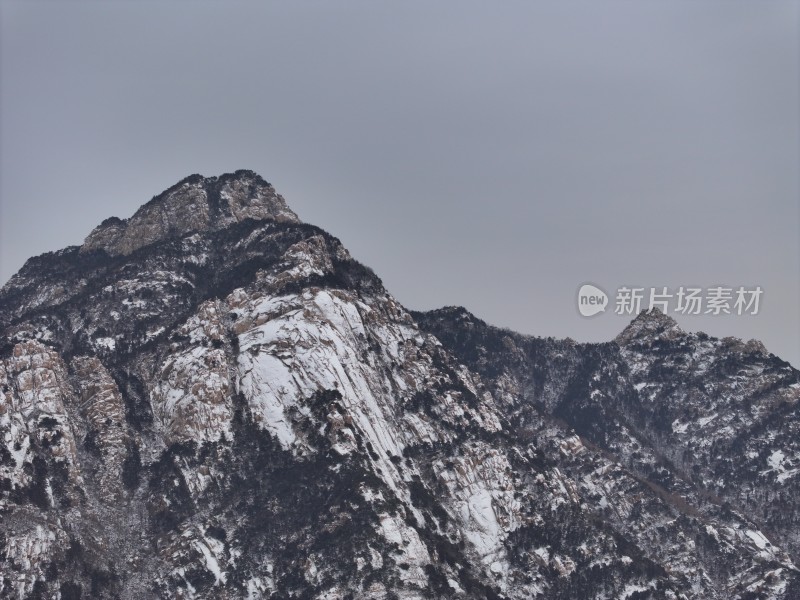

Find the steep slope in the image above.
[
  {"left": 0, "top": 172, "right": 797, "bottom": 599},
  {"left": 415, "top": 306, "right": 800, "bottom": 596},
  {"left": 614, "top": 311, "right": 800, "bottom": 557}
]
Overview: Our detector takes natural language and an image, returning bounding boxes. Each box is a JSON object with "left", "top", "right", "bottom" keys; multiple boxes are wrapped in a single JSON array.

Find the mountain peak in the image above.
[
  {"left": 81, "top": 170, "right": 300, "bottom": 256},
  {"left": 615, "top": 307, "right": 682, "bottom": 345},
  {"left": 3, "top": 173, "right": 800, "bottom": 598}
]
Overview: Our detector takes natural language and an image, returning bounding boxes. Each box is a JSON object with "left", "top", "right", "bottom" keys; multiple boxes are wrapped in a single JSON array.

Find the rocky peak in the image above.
[
  {"left": 81, "top": 170, "right": 300, "bottom": 256},
  {"left": 3, "top": 173, "right": 799, "bottom": 599},
  {"left": 614, "top": 307, "right": 683, "bottom": 346},
  {"left": 420, "top": 305, "right": 482, "bottom": 325}
]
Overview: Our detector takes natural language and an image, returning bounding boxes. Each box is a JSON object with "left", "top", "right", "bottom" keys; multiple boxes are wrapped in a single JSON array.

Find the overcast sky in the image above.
[{"left": 1, "top": 1, "right": 798, "bottom": 366}]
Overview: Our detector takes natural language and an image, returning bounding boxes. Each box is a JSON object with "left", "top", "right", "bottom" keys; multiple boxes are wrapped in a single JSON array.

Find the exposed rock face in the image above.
[
  {"left": 72, "top": 356, "right": 130, "bottom": 502},
  {"left": 81, "top": 170, "right": 299, "bottom": 256},
  {"left": 614, "top": 307, "right": 683, "bottom": 345},
  {"left": 415, "top": 306, "right": 800, "bottom": 597},
  {"left": 0, "top": 171, "right": 798, "bottom": 599}
]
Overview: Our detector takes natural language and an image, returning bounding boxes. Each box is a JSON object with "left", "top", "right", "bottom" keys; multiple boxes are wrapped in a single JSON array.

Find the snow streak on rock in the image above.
[{"left": 1, "top": 171, "right": 798, "bottom": 599}]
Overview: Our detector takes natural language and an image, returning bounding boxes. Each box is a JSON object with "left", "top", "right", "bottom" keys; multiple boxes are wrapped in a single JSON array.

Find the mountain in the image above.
[{"left": 0, "top": 171, "right": 798, "bottom": 599}]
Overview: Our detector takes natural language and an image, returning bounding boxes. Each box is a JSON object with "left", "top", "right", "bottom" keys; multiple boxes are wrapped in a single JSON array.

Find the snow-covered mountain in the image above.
[{"left": 1, "top": 171, "right": 797, "bottom": 599}]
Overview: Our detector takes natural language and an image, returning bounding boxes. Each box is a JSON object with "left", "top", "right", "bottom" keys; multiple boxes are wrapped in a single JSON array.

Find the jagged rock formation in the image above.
[
  {"left": 81, "top": 170, "right": 298, "bottom": 256},
  {"left": 0, "top": 171, "right": 798, "bottom": 599}
]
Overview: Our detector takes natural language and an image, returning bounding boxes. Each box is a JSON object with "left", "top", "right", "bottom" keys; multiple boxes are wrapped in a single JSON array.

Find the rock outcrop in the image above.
[{"left": 1, "top": 171, "right": 798, "bottom": 599}]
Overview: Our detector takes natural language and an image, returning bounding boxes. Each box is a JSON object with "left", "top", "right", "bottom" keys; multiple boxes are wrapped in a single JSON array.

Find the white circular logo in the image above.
[{"left": 577, "top": 284, "right": 608, "bottom": 317}]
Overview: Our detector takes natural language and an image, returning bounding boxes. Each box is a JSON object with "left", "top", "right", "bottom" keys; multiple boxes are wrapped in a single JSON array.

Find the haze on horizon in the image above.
[{"left": 1, "top": 1, "right": 798, "bottom": 366}]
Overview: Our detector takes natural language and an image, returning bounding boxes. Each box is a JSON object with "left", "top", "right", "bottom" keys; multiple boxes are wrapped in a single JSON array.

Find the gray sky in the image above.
[{"left": 2, "top": 1, "right": 799, "bottom": 366}]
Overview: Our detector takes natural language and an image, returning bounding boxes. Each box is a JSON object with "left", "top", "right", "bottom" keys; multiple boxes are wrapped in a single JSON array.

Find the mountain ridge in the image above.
[{"left": 0, "top": 171, "right": 798, "bottom": 599}]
